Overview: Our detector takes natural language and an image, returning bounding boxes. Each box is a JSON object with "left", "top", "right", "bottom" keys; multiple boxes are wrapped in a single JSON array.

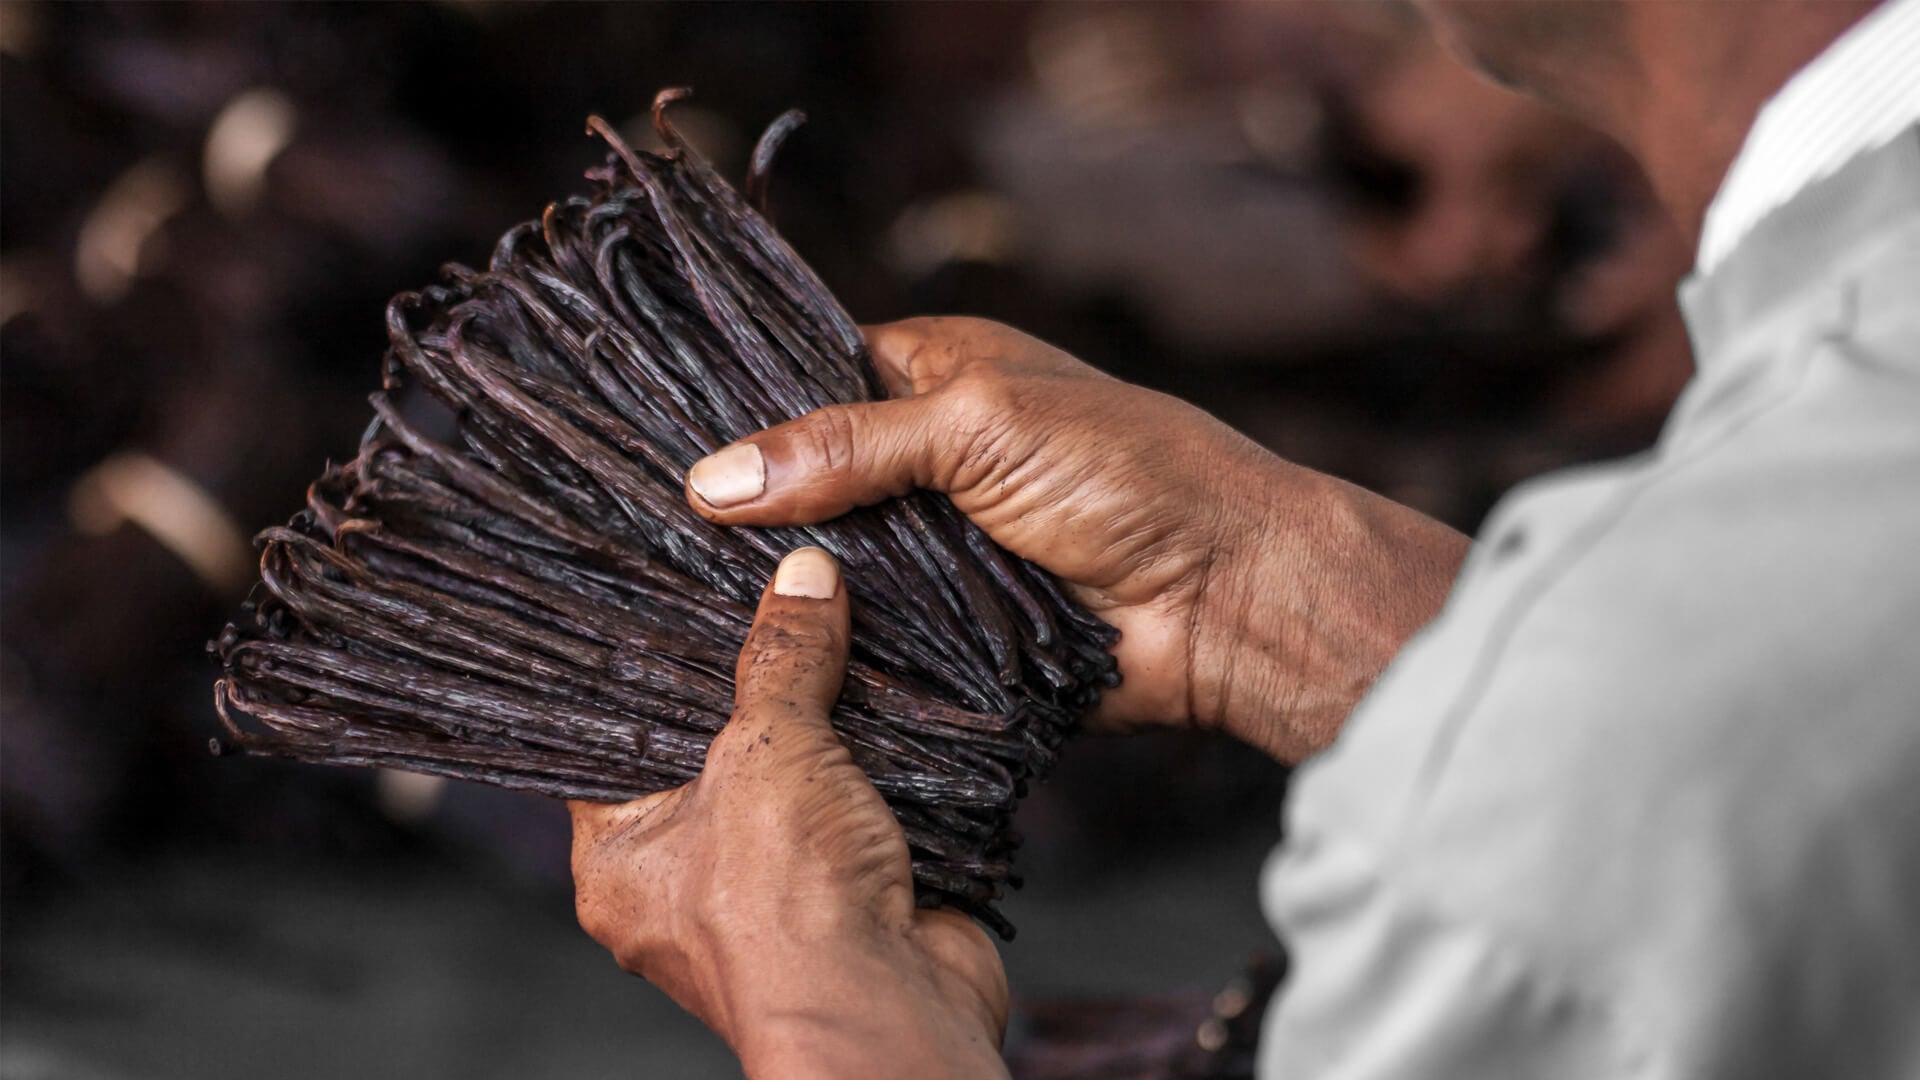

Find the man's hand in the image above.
[
  {"left": 685, "top": 318, "right": 1468, "bottom": 761},
  {"left": 570, "top": 547, "right": 1010, "bottom": 1079}
]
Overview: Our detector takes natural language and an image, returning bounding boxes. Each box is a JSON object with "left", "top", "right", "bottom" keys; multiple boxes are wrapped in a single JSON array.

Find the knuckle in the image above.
[
  {"left": 745, "top": 619, "right": 839, "bottom": 669},
  {"left": 799, "top": 405, "right": 859, "bottom": 477},
  {"left": 924, "top": 381, "right": 1010, "bottom": 492},
  {"left": 714, "top": 700, "right": 784, "bottom": 746},
  {"left": 756, "top": 728, "right": 852, "bottom": 781},
  {"left": 947, "top": 360, "right": 1014, "bottom": 404},
  {"left": 884, "top": 316, "right": 1006, "bottom": 392},
  {"left": 943, "top": 368, "right": 1025, "bottom": 444}
]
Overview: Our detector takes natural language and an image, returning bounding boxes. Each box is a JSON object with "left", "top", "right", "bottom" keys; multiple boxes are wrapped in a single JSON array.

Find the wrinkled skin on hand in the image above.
[
  {"left": 569, "top": 548, "right": 1009, "bottom": 1079},
  {"left": 687, "top": 317, "right": 1469, "bottom": 761},
  {"left": 574, "top": 321, "right": 1470, "bottom": 1073}
]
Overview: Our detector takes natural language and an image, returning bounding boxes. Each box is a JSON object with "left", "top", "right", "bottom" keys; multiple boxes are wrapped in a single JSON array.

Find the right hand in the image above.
[{"left": 685, "top": 317, "right": 1468, "bottom": 761}]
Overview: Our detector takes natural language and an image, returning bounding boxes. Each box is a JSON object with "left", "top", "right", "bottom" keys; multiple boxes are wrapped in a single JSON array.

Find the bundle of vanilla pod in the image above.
[{"left": 210, "top": 91, "right": 1119, "bottom": 938}]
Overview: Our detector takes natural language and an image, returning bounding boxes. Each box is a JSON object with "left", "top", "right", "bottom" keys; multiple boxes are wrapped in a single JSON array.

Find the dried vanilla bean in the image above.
[{"left": 211, "top": 90, "right": 1119, "bottom": 937}]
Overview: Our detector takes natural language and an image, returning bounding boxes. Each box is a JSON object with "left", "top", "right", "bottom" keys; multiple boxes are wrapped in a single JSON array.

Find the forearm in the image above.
[
  {"left": 732, "top": 964, "right": 1007, "bottom": 1080},
  {"left": 738, "top": 1007, "right": 1006, "bottom": 1080},
  {"left": 1194, "top": 468, "right": 1469, "bottom": 762},
  {"left": 719, "top": 917, "right": 1008, "bottom": 1080}
]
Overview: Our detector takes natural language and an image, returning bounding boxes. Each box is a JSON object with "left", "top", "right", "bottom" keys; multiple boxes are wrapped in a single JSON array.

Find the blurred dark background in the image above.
[{"left": 0, "top": 3, "right": 1693, "bottom": 1077}]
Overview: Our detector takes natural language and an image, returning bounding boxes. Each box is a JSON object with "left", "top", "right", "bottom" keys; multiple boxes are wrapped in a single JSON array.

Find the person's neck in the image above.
[{"left": 1594, "top": 1, "right": 1879, "bottom": 248}]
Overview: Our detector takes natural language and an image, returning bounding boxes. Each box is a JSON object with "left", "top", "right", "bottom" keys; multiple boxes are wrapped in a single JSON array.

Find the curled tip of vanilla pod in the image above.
[
  {"left": 746, "top": 109, "right": 807, "bottom": 217},
  {"left": 210, "top": 93, "right": 1119, "bottom": 939},
  {"left": 649, "top": 86, "right": 695, "bottom": 154}
]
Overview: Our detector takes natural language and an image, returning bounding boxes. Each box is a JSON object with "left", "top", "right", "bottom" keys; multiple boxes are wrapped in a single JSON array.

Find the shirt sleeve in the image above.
[
  {"left": 1255, "top": 829, "right": 1639, "bottom": 1080},
  {"left": 1255, "top": 134, "right": 1920, "bottom": 1080}
]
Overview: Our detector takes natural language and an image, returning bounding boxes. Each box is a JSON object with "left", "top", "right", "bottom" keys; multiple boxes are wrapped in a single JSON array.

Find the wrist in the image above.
[
  {"left": 731, "top": 956, "right": 1004, "bottom": 1080},
  {"left": 737, "top": 1002, "right": 1002, "bottom": 1080},
  {"left": 1189, "top": 467, "right": 1467, "bottom": 761},
  {"left": 721, "top": 919, "right": 1006, "bottom": 1079}
]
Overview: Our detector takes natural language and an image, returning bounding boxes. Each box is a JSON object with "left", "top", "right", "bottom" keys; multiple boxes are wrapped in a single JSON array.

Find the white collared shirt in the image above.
[
  {"left": 1263, "top": 127, "right": 1920, "bottom": 1080},
  {"left": 1261, "top": 7, "right": 1920, "bottom": 1077},
  {"left": 1697, "top": 0, "right": 1920, "bottom": 275}
]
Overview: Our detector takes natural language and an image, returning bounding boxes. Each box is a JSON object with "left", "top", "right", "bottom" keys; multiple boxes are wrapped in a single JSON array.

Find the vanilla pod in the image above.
[{"left": 211, "top": 90, "right": 1119, "bottom": 938}]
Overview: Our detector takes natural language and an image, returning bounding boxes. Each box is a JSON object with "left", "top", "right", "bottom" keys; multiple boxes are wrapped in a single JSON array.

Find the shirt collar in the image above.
[{"left": 1696, "top": 0, "right": 1920, "bottom": 275}]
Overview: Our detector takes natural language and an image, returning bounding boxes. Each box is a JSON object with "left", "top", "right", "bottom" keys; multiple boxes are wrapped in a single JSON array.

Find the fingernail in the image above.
[
  {"left": 774, "top": 546, "right": 839, "bottom": 599},
  {"left": 687, "top": 443, "right": 765, "bottom": 507}
]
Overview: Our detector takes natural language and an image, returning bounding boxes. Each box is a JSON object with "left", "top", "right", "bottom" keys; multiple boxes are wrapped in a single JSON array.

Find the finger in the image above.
[
  {"left": 721, "top": 546, "right": 852, "bottom": 753},
  {"left": 864, "top": 316, "right": 1096, "bottom": 397},
  {"left": 863, "top": 318, "right": 968, "bottom": 397},
  {"left": 685, "top": 394, "right": 956, "bottom": 525}
]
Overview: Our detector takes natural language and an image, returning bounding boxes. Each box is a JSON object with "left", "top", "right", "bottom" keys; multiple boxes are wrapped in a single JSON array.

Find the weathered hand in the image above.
[
  {"left": 569, "top": 547, "right": 1009, "bottom": 1079},
  {"left": 684, "top": 318, "right": 1468, "bottom": 761}
]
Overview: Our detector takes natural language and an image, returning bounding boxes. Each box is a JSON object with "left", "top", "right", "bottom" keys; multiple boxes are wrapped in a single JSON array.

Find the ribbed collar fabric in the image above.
[{"left": 1696, "top": 0, "right": 1920, "bottom": 276}]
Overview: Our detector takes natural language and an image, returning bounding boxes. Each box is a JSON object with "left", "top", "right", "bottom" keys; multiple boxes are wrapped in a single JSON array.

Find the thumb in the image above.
[
  {"left": 684, "top": 395, "right": 957, "bottom": 526},
  {"left": 716, "top": 546, "right": 852, "bottom": 764}
]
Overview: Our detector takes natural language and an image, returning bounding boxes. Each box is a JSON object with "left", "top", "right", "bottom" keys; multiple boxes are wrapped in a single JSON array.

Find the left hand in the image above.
[
  {"left": 568, "top": 546, "right": 1010, "bottom": 1079},
  {"left": 684, "top": 318, "right": 1468, "bottom": 762}
]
